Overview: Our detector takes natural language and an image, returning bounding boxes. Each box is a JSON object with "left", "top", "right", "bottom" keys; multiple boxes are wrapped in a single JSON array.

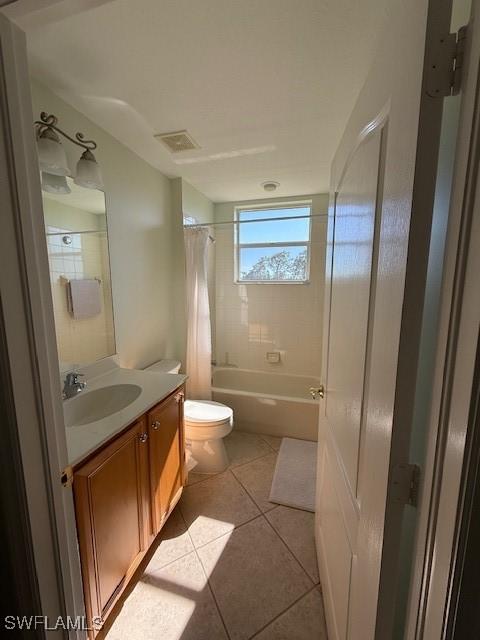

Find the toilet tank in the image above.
[{"left": 144, "top": 359, "right": 181, "bottom": 374}]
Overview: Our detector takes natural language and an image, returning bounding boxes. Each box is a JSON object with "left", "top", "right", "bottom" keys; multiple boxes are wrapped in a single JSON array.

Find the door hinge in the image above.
[
  {"left": 426, "top": 25, "right": 467, "bottom": 98},
  {"left": 390, "top": 463, "right": 421, "bottom": 507},
  {"left": 61, "top": 465, "right": 74, "bottom": 488}
]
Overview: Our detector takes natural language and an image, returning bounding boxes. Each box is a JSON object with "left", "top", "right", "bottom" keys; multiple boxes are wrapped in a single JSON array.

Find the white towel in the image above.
[{"left": 67, "top": 279, "right": 101, "bottom": 319}]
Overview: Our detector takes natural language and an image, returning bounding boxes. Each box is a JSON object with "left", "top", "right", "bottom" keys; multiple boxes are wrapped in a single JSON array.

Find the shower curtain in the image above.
[{"left": 184, "top": 226, "right": 212, "bottom": 400}]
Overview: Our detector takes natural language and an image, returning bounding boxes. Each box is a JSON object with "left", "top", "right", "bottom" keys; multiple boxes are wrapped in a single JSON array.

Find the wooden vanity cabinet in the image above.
[
  {"left": 72, "top": 386, "right": 185, "bottom": 637},
  {"left": 148, "top": 389, "right": 185, "bottom": 534},
  {"left": 73, "top": 417, "right": 150, "bottom": 632}
]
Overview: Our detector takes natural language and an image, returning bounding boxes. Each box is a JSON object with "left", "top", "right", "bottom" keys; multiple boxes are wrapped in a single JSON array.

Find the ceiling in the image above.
[{"left": 22, "top": 0, "right": 385, "bottom": 202}]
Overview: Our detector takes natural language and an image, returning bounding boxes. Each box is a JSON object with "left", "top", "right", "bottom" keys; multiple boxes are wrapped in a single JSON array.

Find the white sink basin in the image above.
[{"left": 64, "top": 384, "right": 142, "bottom": 427}]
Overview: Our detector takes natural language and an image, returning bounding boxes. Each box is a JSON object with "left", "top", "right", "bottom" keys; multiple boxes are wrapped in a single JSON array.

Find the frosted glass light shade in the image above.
[
  {"left": 74, "top": 150, "right": 104, "bottom": 190},
  {"left": 36, "top": 130, "right": 70, "bottom": 176},
  {"left": 41, "top": 172, "right": 71, "bottom": 194}
]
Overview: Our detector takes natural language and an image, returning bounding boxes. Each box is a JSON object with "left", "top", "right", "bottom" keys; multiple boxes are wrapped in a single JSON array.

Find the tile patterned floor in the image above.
[{"left": 105, "top": 431, "right": 328, "bottom": 640}]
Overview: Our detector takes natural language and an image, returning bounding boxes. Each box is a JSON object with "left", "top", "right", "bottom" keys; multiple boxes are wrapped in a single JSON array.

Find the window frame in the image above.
[{"left": 234, "top": 201, "right": 313, "bottom": 284}]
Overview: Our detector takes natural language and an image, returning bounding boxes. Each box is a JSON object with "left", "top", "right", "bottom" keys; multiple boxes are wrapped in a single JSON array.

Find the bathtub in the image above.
[{"left": 212, "top": 367, "right": 320, "bottom": 441}]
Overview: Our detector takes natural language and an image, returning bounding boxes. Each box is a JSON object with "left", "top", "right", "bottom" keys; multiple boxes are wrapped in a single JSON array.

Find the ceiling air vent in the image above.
[{"left": 154, "top": 130, "right": 199, "bottom": 153}]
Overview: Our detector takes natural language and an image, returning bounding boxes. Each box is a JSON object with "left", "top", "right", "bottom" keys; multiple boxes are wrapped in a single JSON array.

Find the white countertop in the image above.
[{"left": 65, "top": 363, "right": 186, "bottom": 466}]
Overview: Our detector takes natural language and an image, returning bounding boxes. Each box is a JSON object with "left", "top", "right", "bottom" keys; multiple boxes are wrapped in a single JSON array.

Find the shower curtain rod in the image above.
[
  {"left": 46, "top": 229, "right": 106, "bottom": 236},
  {"left": 184, "top": 213, "right": 328, "bottom": 228}
]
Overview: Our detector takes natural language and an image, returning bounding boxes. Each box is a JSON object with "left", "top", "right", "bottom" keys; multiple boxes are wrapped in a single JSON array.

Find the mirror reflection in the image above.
[{"left": 42, "top": 178, "right": 116, "bottom": 370}]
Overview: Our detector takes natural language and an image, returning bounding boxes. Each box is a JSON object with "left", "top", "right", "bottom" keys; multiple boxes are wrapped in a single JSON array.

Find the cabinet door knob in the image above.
[
  {"left": 152, "top": 420, "right": 161, "bottom": 430},
  {"left": 175, "top": 391, "right": 185, "bottom": 404},
  {"left": 139, "top": 432, "right": 148, "bottom": 443}
]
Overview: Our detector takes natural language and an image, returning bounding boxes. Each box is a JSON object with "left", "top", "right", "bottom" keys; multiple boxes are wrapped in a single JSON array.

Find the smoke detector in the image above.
[
  {"left": 154, "top": 130, "right": 200, "bottom": 153},
  {"left": 262, "top": 181, "right": 280, "bottom": 192}
]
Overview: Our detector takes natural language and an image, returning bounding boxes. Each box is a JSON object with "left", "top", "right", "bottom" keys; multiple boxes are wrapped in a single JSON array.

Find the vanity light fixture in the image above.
[
  {"left": 75, "top": 149, "right": 103, "bottom": 190},
  {"left": 41, "top": 171, "right": 71, "bottom": 194},
  {"left": 34, "top": 112, "right": 104, "bottom": 191},
  {"left": 36, "top": 125, "right": 70, "bottom": 176}
]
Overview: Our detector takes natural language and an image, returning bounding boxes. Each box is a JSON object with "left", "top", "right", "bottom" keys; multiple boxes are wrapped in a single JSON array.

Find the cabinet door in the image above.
[
  {"left": 73, "top": 419, "right": 149, "bottom": 630},
  {"left": 148, "top": 389, "right": 185, "bottom": 535}
]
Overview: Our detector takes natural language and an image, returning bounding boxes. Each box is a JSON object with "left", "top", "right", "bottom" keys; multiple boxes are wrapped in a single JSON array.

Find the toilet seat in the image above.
[
  {"left": 184, "top": 399, "right": 233, "bottom": 450},
  {"left": 184, "top": 399, "right": 233, "bottom": 426}
]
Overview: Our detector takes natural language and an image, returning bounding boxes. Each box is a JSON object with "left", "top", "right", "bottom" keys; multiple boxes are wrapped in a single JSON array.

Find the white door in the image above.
[
  {"left": 317, "top": 123, "right": 385, "bottom": 640},
  {"left": 315, "top": 1, "right": 461, "bottom": 639}
]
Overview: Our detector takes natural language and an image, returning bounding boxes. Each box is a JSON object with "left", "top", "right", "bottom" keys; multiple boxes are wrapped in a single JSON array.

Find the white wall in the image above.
[
  {"left": 181, "top": 179, "right": 215, "bottom": 224},
  {"left": 31, "top": 80, "right": 176, "bottom": 369},
  {"left": 214, "top": 194, "right": 327, "bottom": 376}
]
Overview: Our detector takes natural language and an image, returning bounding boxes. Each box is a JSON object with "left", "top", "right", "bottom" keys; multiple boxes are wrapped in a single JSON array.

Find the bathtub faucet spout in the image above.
[
  {"left": 216, "top": 352, "right": 238, "bottom": 368},
  {"left": 309, "top": 385, "right": 325, "bottom": 400}
]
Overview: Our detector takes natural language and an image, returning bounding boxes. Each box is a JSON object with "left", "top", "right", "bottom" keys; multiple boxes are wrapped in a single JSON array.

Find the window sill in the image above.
[{"left": 234, "top": 280, "right": 311, "bottom": 285}]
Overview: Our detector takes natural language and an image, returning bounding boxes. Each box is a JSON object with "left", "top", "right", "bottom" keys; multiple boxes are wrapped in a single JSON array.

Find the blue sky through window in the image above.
[{"left": 238, "top": 207, "right": 310, "bottom": 244}]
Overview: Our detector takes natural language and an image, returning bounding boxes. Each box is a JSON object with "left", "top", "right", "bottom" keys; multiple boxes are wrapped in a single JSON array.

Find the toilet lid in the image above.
[{"left": 184, "top": 400, "right": 233, "bottom": 424}]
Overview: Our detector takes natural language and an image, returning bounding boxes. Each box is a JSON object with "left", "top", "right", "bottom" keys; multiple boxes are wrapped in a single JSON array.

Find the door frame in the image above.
[
  {"left": 405, "top": 1, "right": 480, "bottom": 633},
  {"left": 445, "top": 333, "right": 480, "bottom": 639},
  {"left": 0, "top": 9, "right": 85, "bottom": 638}
]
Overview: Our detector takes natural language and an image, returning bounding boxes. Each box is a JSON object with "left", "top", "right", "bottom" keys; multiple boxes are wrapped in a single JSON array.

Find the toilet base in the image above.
[{"left": 188, "top": 438, "right": 229, "bottom": 474}]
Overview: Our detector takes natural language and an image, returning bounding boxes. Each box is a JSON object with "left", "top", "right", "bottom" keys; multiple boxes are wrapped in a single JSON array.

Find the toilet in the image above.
[
  {"left": 145, "top": 360, "right": 234, "bottom": 474},
  {"left": 183, "top": 400, "right": 233, "bottom": 474}
]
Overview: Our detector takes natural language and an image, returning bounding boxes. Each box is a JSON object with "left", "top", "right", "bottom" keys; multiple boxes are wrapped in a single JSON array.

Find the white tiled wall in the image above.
[
  {"left": 214, "top": 195, "right": 327, "bottom": 377},
  {"left": 44, "top": 199, "right": 115, "bottom": 367}
]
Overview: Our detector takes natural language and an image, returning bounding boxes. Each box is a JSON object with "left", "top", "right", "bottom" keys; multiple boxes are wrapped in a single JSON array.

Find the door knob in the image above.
[
  {"left": 152, "top": 420, "right": 161, "bottom": 430},
  {"left": 139, "top": 432, "right": 148, "bottom": 443},
  {"left": 309, "top": 385, "right": 325, "bottom": 399}
]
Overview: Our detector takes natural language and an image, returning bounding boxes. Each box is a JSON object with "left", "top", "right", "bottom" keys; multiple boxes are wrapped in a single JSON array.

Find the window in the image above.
[
  {"left": 183, "top": 215, "right": 198, "bottom": 226},
  {"left": 46, "top": 226, "right": 84, "bottom": 277},
  {"left": 235, "top": 204, "right": 312, "bottom": 283}
]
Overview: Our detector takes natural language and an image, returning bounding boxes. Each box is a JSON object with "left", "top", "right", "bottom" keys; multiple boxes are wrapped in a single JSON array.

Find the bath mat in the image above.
[{"left": 269, "top": 438, "right": 317, "bottom": 512}]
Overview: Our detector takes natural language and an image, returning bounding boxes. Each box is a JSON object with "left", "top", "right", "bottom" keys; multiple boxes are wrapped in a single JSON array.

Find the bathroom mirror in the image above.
[{"left": 42, "top": 178, "right": 116, "bottom": 371}]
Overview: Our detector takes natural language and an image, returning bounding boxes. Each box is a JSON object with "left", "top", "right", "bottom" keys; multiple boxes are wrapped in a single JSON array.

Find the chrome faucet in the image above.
[{"left": 63, "top": 371, "right": 86, "bottom": 400}]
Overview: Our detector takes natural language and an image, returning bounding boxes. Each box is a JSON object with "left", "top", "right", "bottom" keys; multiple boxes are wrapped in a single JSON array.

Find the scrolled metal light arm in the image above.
[{"left": 34, "top": 111, "right": 97, "bottom": 151}]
